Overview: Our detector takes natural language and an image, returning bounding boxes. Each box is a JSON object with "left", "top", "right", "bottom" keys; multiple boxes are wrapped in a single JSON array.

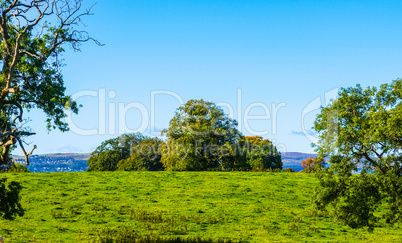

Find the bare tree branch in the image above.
[{"left": 16, "top": 135, "right": 36, "bottom": 165}]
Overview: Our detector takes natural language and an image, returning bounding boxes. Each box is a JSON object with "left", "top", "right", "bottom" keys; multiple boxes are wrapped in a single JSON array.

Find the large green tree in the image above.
[
  {"left": 161, "top": 99, "right": 242, "bottom": 171},
  {"left": 0, "top": 0, "right": 99, "bottom": 220},
  {"left": 0, "top": 0, "right": 100, "bottom": 167},
  {"left": 312, "top": 79, "right": 402, "bottom": 229}
]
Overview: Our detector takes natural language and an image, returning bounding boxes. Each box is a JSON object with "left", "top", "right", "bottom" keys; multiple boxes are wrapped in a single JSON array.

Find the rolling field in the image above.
[{"left": 1, "top": 172, "right": 401, "bottom": 242}]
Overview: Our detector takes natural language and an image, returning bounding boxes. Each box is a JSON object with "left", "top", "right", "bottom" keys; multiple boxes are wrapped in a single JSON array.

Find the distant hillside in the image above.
[
  {"left": 12, "top": 152, "right": 316, "bottom": 172},
  {"left": 12, "top": 153, "right": 91, "bottom": 172}
]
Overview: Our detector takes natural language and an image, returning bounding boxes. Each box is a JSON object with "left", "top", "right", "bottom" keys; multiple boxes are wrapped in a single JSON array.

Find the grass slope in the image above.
[{"left": 1, "top": 172, "right": 401, "bottom": 242}]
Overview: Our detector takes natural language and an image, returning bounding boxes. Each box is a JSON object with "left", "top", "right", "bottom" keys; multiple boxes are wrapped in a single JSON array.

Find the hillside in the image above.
[
  {"left": 12, "top": 153, "right": 91, "bottom": 172},
  {"left": 1, "top": 172, "right": 400, "bottom": 242},
  {"left": 12, "top": 152, "right": 316, "bottom": 172}
]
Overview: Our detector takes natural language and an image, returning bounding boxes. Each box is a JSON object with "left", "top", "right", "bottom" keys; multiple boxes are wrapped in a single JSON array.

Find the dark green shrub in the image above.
[
  {"left": 4, "top": 162, "right": 30, "bottom": 173},
  {"left": 283, "top": 168, "right": 295, "bottom": 172},
  {"left": 0, "top": 177, "right": 24, "bottom": 220}
]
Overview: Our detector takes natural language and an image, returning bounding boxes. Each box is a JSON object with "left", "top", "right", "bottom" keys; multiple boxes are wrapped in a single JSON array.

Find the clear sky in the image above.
[{"left": 16, "top": 0, "right": 402, "bottom": 155}]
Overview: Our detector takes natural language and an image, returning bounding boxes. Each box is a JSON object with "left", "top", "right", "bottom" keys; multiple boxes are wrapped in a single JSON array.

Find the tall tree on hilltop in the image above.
[{"left": 161, "top": 99, "right": 242, "bottom": 171}]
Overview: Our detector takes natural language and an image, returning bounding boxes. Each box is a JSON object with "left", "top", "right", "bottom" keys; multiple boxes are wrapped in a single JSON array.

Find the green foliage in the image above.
[
  {"left": 283, "top": 168, "right": 295, "bottom": 172},
  {"left": 117, "top": 138, "right": 165, "bottom": 171},
  {"left": 269, "top": 168, "right": 282, "bottom": 172},
  {"left": 90, "top": 101, "right": 282, "bottom": 173},
  {"left": 313, "top": 156, "right": 382, "bottom": 229},
  {"left": 87, "top": 150, "right": 123, "bottom": 172},
  {"left": 235, "top": 136, "right": 282, "bottom": 171},
  {"left": 380, "top": 171, "right": 402, "bottom": 223},
  {"left": 161, "top": 99, "right": 242, "bottom": 171},
  {"left": 0, "top": 177, "right": 24, "bottom": 220},
  {"left": 313, "top": 79, "right": 402, "bottom": 229},
  {"left": 87, "top": 133, "right": 145, "bottom": 171},
  {"left": 3, "top": 162, "right": 30, "bottom": 173}
]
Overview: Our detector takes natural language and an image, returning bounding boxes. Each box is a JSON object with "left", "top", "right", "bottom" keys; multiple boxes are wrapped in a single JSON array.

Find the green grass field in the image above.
[{"left": 1, "top": 172, "right": 401, "bottom": 242}]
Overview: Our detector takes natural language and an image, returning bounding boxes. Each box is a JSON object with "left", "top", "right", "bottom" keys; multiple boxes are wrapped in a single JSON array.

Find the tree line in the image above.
[{"left": 87, "top": 99, "right": 283, "bottom": 172}]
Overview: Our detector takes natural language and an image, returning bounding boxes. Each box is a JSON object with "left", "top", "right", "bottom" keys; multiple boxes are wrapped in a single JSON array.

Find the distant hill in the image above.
[
  {"left": 12, "top": 153, "right": 91, "bottom": 172},
  {"left": 12, "top": 152, "right": 316, "bottom": 173}
]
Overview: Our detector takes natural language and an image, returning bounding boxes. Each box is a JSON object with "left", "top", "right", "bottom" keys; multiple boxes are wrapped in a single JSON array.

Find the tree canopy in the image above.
[
  {"left": 116, "top": 137, "right": 164, "bottom": 171},
  {"left": 312, "top": 79, "right": 402, "bottom": 229},
  {"left": 234, "top": 136, "right": 282, "bottom": 171},
  {"left": 87, "top": 133, "right": 146, "bottom": 171},
  {"left": 161, "top": 99, "right": 242, "bottom": 171}
]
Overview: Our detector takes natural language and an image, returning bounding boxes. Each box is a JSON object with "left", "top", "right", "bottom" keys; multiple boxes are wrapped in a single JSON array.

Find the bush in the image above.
[
  {"left": 301, "top": 157, "right": 322, "bottom": 173},
  {"left": 4, "top": 162, "right": 30, "bottom": 173},
  {"left": 0, "top": 177, "right": 24, "bottom": 220},
  {"left": 283, "top": 168, "right": 295, "bottom": 172}
]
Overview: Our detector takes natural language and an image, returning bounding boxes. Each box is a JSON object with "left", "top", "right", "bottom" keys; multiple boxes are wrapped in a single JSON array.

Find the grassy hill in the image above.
[
  {"left": 12, "top": 152, "right": 316, "bottom": 173},
  {"left": 1, "top": 172, "right": 401, "bottom": 242}
]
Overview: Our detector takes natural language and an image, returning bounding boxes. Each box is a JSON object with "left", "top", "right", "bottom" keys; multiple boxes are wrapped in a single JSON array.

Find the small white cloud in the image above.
[{"left": 290, "top": 130, "right": 316, "bottom": 136}]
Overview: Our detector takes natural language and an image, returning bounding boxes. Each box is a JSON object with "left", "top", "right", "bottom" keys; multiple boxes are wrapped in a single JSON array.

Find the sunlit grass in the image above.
[{"left": 1, "top": 172, "right": 401, "bottom": 242}]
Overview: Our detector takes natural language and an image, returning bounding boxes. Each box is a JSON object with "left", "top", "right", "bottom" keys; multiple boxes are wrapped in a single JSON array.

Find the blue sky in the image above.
[{"left": 16, "top": 0, "right": 402, "bottom": 155}]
